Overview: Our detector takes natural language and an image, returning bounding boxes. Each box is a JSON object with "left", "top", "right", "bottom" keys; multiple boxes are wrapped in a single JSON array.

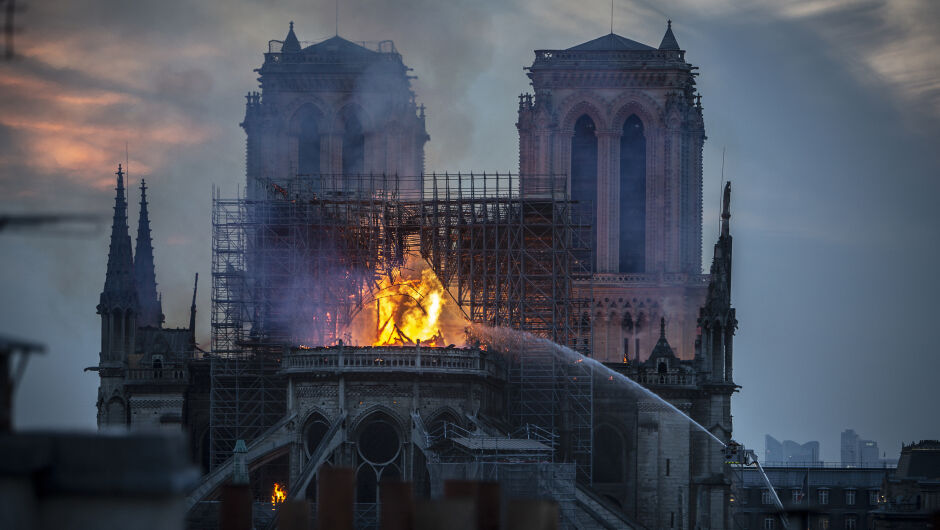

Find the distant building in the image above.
[
  {"left": 765, "top": 435, "right": 820, "bottom": 465},
  {"left": 731, "top": 464, "right": 887, "bottom": 529},
  {"left": 860, "top": 439, "right": 881, "bottom": 466},
  {"left": 871, "top": 440, "right": 940, "bottom": 529},
  {"left": 842, "top": 429, "right": 885, "bottom": 467},
  {"left": 843, "top": 429, "right": 860, "bottom": 467}
]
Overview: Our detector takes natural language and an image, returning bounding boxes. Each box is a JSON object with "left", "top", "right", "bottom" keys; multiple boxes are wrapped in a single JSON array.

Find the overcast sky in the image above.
[{"left": 1, "top": 0, "right": 938, "bottom": 462}]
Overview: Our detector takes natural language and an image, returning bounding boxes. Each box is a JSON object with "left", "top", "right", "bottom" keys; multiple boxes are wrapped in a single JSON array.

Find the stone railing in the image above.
[
  {"left": 125, "top": 366, "right": 187, "bottom": 383},
  {"left": 588, "top": 273, "right": 710, "bottom": 286},
  {"left": 532, "top": 49, "right": 685, "bottom": 67},
  {"left": 282, "top": 346, "right": 503, "bottom": 379},
  {"left": 636, "top": 372, "right": 696, "bottom": 387}
]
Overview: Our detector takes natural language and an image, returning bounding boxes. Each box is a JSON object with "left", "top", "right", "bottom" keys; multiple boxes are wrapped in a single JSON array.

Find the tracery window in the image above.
[
  {"left": 571, "top": 114, "right": 597, "bottom": 270},
  {"left": 619, "top": 114, "right": 646, "bottom": 273}
]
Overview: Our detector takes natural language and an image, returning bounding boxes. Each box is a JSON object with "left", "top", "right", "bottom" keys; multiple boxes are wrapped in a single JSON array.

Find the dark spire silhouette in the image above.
[
  {"left": 134, "top": 179, "right": 163, "bottom": 327},
  {"left": 659, "top": 19, "right": 681, "bottom": 51},
  {"left": 703, "top": 182, "right": 733, "bottom": 316},
  {"left": 649, "top": 317, "right": 676, "bottom": 360},
  {"left": 282, "top": 21, "right": 301, "bottom": 53},
  {"left": 189, "top": 273, "right": 198, "bottom": 345},
  {"left": 98, "top": 165, "right": 137, "bottom": 313},
  {"left": 720, "top": 180, "right": 731, "bottom": 237}
]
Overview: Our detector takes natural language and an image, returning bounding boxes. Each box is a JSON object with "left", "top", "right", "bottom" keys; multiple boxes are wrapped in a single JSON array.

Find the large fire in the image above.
[
  {"left": 343, "top": 257, "right": 468, "bottom": 347},
  {"left": 372, "top": 267, "right": 447, "bottom": 347},
  {"left": 271, "top": 482, "right": 286, "bottom": 508}
]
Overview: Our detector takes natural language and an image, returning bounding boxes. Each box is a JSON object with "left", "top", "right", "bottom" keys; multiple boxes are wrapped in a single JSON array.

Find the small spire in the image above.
[
  {"left": 99, "top": 164, "right": 137, "bottom": 313},
  {"left": 660, "top": 317, "right": 666, "bottom": 339},
  {"left": 135, "top": 179, "right": 163, "bottom": 327},
  {"left": 282, "top": 20, "right": 301, "bottom": 53},
  {"left": 659, "top": 19, "right": 681, "bottom": 51}
]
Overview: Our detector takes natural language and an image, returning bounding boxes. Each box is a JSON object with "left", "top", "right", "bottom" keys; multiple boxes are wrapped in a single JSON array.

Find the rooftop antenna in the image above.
[
  {"left": 335, "top": 0, "right": 339, "bottom": 36},
  {"left": 610, "top": 0, "right": 614, "bottom": 34}
]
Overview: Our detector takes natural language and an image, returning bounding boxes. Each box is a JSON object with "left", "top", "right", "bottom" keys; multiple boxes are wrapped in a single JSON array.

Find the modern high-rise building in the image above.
[
  {"left": 843, "top": 429, "right": 883, "bottom": 467},
  {"left": 765, "top": 435, "right": 821, "bottom": 464}
]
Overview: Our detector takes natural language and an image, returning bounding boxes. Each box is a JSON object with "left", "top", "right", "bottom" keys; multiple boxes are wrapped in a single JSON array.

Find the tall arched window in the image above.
[
  {"left": 342, "top": 112, "right": 364, "bottom": 176},
  {"left": 593, "top": 424, "right": 625, "bottom": 483},
  {"left": 619, "top": 114, "right": 646, "bottom": 273},
  {"left": 298, "top": 115, "right": 320, "bottom": 179},
  {"left": 571, "top": 114, "right": 597, "bottom": 269}
]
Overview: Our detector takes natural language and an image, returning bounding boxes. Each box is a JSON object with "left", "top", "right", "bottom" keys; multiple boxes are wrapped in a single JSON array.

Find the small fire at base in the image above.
[{"left": 271, "top": 482, "right": 286, "bottom": 509}]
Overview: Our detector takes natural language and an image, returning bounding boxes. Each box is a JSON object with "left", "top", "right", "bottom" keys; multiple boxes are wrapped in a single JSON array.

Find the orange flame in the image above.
[
  {"left": 345, "top": 256, "right": 468, "bottom": 347},
  {"left": 271, "top": 482, "right": 286, "bottom": 508},
  {"left": 372, "top": 267, "right": 447, "bottom": 347}
]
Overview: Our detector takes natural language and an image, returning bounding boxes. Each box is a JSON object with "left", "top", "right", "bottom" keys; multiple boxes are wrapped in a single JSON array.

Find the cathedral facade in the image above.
[{"left": 93, "top": 20, "right": 737, "bottom": 530}]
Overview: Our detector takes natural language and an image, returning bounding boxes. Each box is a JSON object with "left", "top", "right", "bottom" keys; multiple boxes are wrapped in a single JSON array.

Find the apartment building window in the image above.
[
  {"left": 818, "top": 489, "right": 829, "bottom": 505},
  {"left": 869, "top": 490, "right": 879, "bottom": 505},
  {"left": 819, "top": 516, "right": 830, "bottom": 530},
  {"left": 792, "top": 489, "right": 803, "bottom": 503},
  {"left": 844, "top": 515, "right": 857, "bottom": 529},
  {"left": 763, "top": 516, "right": 775, "bottom": 529},
  {"left": 845, "top": 489, "right": 856, "bottom": 505},
  {"left": 666, "top": 458, "right": 671, "bottom": 476},
  {"left": 762, "top": 489, "right": 772, "bottom": 504}
]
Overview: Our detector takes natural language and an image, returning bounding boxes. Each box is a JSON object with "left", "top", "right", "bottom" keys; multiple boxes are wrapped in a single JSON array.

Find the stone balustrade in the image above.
[
  {"left": 125, "top": 366, "right": 188, "bottom": 383},
  {"left": 636, "top": 372, "right": 696, "bottom": 387},
  {"left": 282, "top": 345, "right": 504, "bottom": 379}
]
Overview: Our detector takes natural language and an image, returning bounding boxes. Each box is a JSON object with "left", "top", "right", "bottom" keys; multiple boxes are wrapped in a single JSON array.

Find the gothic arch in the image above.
[
  {"left": 105, "top": 396, "right": 127, "bottom": 425},
  {"left": 559, "top": 96, "right": 608, "bottom": 133},
  {"left": 331, "top": 102, "right": 373, "bottom": 135},
  {"left": 286, "top": 102, "right": 327, "bottom": 136},
  {"left": 353, "top": 410, "right": 404, "bottom": 471},
  {"left": 349, "top": 404, "right": 406, "bottom": 436},
  {"left": 609, "top": 92, "right": 664, "bottom": 132},
  {"left": 287, "top": 103, "right": 326, "bottom": 178},
  {"left": 300, "top": 409, "right": 333, "bottom": 457},
  {"left": 426, "top": 406, "right": 463, "bottom": 430}
]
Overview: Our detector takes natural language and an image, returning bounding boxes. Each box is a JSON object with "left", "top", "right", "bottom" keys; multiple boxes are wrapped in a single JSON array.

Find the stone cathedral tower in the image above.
[
  {"left": 242, "top": 23, "right": 429, "bottom": 199},
  {"left": 517, "top": 22, "right": 707, "bottom": 363},
  {"left": 518, "top": 24, "right": 736, "bottom": 529}
]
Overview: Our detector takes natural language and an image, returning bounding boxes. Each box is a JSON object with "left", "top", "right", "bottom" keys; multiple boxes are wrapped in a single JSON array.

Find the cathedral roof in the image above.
[
  {"left": 282, "top": 21, "right": 301, "bottom": 53},
  {"left": 659, "top": 20, "right": 681, "bottom": 50},
  {"left": 567, "top": 33, "right": 657, "bottom": 52},
  {"left": 301, "top": 36, "right": 381, "bottom": 59}
]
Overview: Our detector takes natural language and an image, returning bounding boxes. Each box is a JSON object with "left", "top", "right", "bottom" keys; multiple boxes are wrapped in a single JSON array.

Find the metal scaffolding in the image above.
[
  {"left": 210, "top": 172, "right": 594, "bottom": 478},
  {"left": 418, "top": 173, "right": 594, "bottom": 482}
]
